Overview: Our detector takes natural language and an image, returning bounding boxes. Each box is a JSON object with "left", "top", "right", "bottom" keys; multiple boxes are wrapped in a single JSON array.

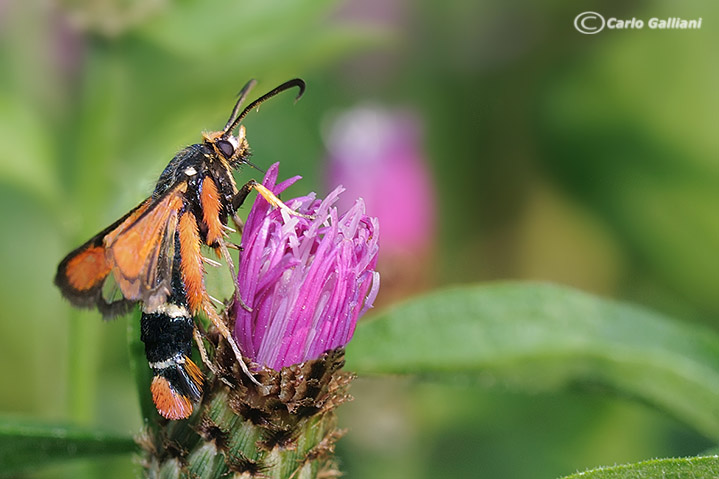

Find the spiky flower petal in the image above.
[{"left": 234, "top": 163, "right": 380, "bottom": 370}]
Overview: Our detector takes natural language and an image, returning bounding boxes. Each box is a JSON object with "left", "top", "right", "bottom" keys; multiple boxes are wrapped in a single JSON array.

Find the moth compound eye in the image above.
[{"left": 217, "top": 140, "right": 234, "bottom": 158}]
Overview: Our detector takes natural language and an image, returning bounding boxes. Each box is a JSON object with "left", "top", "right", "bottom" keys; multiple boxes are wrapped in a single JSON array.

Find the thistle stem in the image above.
[{"left": 139, "top": 348, "right": 352, "bottom": 479}]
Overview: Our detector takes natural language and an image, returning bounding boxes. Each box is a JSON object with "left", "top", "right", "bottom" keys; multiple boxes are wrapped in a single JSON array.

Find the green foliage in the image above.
[
  {"left": 348, "top": 282, "right": 719, "bottom": 440},
  {"left": 0, "top": 419, "right": 135, "bottom": 478},
  {"left": 561, "top": 455, "right": 719, "bottom": 479}
]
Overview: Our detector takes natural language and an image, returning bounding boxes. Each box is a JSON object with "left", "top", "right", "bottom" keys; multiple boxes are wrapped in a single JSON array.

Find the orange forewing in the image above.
[
  {"left": 104, "top": 185, "right": 186, "bottom": 307},
  {"left": 64, "top": 246, "right": 111, "bottom": 292},
  {"left": 201, "top": 176, "right": 224, "bottom": 246},
  {"left": 55, "top": 202, "right": 148, "bottom": 312},
  {"left": 179, "top": 211, "right": 206, "bottom": 314}
]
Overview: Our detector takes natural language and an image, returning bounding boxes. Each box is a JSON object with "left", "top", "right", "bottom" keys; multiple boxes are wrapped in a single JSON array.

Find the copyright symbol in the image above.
[{"left": 574, "top": 11, "right": 605, "bottom": 34}]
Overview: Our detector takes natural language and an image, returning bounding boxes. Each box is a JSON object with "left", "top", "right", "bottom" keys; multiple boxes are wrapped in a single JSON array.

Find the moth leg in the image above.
[
  {"left": 202, "top": 298, "right": 262, "bottom": 387},
  {"left": 222, "top": 223, "right": 237, "bottom": 234},
  {"left": 192, "top": 327, "right": 216, "bottom": 374},
  {"left": 230, "top": 180, "right": 253, "bottom": 212},
  {"left": 178, "top": 209, "right": 260, "bottom": 387},
  {"left": 225, "top": 241, "right": 242, "bottom": 251},
  {"left": 216, "top": 236, "right": 252, "bottom": 312},
  {"left": 231, "top": 212, "right": 244, "bottom": 235},
  {"left": 227, "top": 178, "right": 310, "bottom": 248},
  {"left": 193, "top": 327, "right": 234, "bottom": 388},
  {"left": 233, "top": 179, "right": 314, "bottom": 220}
]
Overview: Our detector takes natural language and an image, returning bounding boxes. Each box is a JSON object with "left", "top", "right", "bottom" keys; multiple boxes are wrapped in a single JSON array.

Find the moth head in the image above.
[{"left": 203, "top": 126, "right": 248, "bottom": 164}]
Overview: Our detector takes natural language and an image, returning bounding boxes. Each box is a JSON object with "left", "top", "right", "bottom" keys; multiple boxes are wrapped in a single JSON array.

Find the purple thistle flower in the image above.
[{"left": 233, "top": 163, "right": 380, "bottom": 371}]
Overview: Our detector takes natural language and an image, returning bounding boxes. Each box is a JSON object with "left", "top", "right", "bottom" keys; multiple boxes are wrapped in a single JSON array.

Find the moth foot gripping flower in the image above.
[{"left": 140, "top": 163, "right": 379, "bottom": 479}]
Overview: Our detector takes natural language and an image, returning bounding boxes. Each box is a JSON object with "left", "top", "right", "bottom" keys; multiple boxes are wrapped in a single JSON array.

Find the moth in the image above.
[{"left": 55, "top": 79, "right": 305, "bottom": 419}]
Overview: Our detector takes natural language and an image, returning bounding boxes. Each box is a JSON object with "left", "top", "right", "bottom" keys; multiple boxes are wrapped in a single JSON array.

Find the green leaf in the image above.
[
  {"left": 347, "top": 282, "right": 719, "bottom": 439},
  {"left": 560, "top": 455, "right": 719, "bottom": 479},
  {"left": 0, "top": 418, "right": 136, "bottom": 477}
]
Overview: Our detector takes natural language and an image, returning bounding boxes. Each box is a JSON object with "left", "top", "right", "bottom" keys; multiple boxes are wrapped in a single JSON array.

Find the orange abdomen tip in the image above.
[{"left": 150, "top": 376, "right": 194, "bottom": 420}]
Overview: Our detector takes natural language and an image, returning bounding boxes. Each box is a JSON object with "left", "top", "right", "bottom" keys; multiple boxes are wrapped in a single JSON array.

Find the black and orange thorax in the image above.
[{"left": 154, "top": 142, "right": 241, "bottom": 247}]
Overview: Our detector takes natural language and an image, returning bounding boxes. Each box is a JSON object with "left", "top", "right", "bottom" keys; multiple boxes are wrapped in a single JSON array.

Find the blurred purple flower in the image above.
[
  {"left": 233, "top": 163, "right": 380, "bottom": 371},
  {"left": 325, "top": 105, "right": 435, "bottom": 255}
]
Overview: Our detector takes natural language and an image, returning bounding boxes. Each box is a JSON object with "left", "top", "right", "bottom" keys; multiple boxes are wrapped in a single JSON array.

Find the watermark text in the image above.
[{"left": 574, "top": 12, "right": 703, "bottom": 34}]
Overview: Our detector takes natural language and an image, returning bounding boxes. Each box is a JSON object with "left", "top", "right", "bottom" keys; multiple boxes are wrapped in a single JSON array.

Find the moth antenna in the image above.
[
  {"left": 222, "top": 79, "right": 258, "bottom": 135},
  {"left": 223, "top": 78, "right": 305, "bottom": 136}
]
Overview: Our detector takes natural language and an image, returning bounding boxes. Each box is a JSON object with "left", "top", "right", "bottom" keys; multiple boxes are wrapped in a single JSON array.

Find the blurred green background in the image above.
[{"left": 0, "top": 0, "right": 716, "bottom": 477}]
